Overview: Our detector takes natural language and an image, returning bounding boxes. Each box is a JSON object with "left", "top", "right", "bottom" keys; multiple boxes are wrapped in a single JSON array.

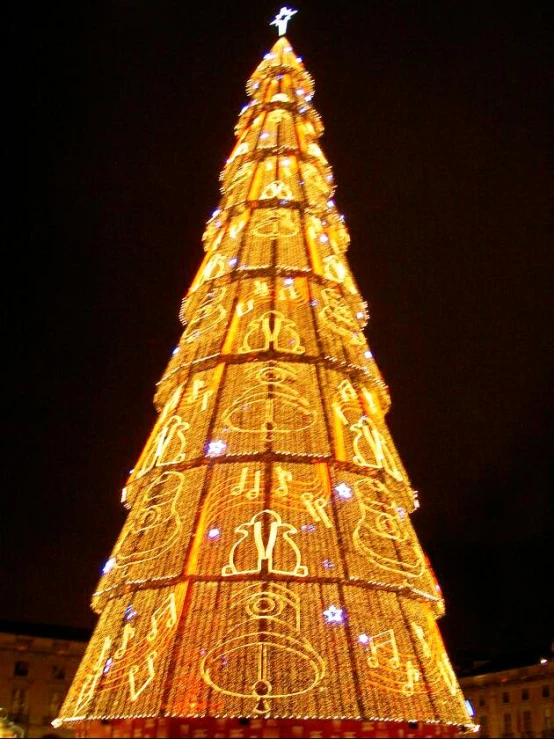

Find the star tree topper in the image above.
[{"left": 271, "top": 7, "right": 297, "bottom": 36}]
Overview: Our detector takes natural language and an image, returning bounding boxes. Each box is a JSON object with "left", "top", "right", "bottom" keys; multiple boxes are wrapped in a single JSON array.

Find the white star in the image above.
[
  {"left": 334, "top": 482, "right": 353, "bottom": 500},
  {"left": 271, "top": 7, "right": 297, "bottom": 36},
  {"left": 206, "top": 440, "right": 227, "bottom": 456},
  {"left": 102, "top": 557, "right": 116, "bottom": 574},
  {"left": 323, "top": 605, "right": 345, "bottom": 624}
]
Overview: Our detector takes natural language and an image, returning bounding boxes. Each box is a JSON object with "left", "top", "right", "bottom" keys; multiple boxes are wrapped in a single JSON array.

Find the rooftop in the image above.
[{"left": 458, "top": 643, "right": 554, "bottom": 678}]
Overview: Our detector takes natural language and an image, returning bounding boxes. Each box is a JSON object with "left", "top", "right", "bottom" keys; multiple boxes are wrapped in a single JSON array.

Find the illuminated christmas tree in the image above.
[{"left": 55, "top": 9, "right": 475, "bottom": 738}]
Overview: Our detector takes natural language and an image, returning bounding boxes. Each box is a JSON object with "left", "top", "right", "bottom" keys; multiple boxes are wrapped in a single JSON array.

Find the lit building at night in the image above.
[
  {"left": 0, "top": 621, "right": 88, "bottom": 738},
  {"left": 53, "top": 9, "right": 474, "bottom": 738},
  {"left": 460, "top": 647, "right": 554, "bottom": 738}
]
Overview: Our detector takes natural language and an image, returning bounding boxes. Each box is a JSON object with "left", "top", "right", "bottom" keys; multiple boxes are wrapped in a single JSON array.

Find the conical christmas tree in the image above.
[{"left": 55, "top": 13, "right": 475, "bottom": 739}]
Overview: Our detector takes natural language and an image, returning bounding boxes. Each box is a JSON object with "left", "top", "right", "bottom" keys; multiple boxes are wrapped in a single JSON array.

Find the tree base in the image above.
[{"left": 74, "top": 717, "right": 471, "bottom": 738}]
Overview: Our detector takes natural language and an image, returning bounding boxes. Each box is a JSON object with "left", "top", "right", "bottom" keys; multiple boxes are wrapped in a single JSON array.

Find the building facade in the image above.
[
  {"left": 460, "top": 650, "right": 554, "bottom": 738},
  {"left": 0, "top": 622, "right": 89, "bottom": 738}
]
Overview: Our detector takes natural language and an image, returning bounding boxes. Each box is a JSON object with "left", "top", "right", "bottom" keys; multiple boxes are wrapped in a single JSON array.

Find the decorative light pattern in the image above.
[{"left": 56, "top": 30, "right": 474, "bottom": 738}]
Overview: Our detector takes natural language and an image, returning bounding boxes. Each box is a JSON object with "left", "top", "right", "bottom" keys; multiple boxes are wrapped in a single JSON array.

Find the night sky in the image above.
[{"left": 6, "top": 1, "right": 553, "bottom": 664}]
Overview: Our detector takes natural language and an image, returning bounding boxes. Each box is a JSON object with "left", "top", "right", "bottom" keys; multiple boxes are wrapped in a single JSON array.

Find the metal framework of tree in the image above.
[{"left": 55, "top": 23, "right": 474, "bottom": 739}]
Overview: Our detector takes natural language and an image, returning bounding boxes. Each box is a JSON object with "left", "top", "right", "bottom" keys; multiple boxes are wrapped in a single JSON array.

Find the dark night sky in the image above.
[{"left": 5, "top": 1, "right": 553, "bottom": 663}]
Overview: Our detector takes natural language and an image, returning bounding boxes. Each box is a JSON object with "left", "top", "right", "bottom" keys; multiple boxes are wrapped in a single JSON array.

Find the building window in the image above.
[
  {"left": 51, "top": 665, "right": 66, "bottom": 680},
  {"left": 545, "top": 706, "right": 552, "bottom": 730},
  {"left": 479, "top": 696, "right": 486, "bottom": 707},
  {"left": 521, "top": 687, "right": 529, "bottom": 701},
  {"left": 503, "top": 713, "right": 512, "bottom": 736},
  {"left": 522, "top": 710, "right": 532, "bottom": 735},
  {"left": 502, "top": 691, "right": 510, "bottom": 704},
  {"left": 479, "top": 714, "right": 489, "bottom": 737},
  {"left": 543, "top": 684, "right": 551, "bottom": 699},
  {"left": 47, "top": 691, "right": 62, "bottom": 721},
  {"left": 9, "top": 687, "right": 27, "bottom": 723},
  {"left": 13, "top": 660, "right": 29, "bottom": 677}
]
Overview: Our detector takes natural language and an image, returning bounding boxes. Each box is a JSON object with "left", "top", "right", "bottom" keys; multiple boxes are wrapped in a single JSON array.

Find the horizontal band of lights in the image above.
[{"left": 56, "top": 35, "right": 474, "bottom": 733}]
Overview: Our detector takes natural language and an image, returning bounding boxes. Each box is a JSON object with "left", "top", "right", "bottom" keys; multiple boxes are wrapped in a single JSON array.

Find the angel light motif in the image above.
[
  {"left": 222, "top": 508, "right": 308, "bottom": 577},
  {"left": 240, "top": 309, "right": 305, "bottom": 354}
]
